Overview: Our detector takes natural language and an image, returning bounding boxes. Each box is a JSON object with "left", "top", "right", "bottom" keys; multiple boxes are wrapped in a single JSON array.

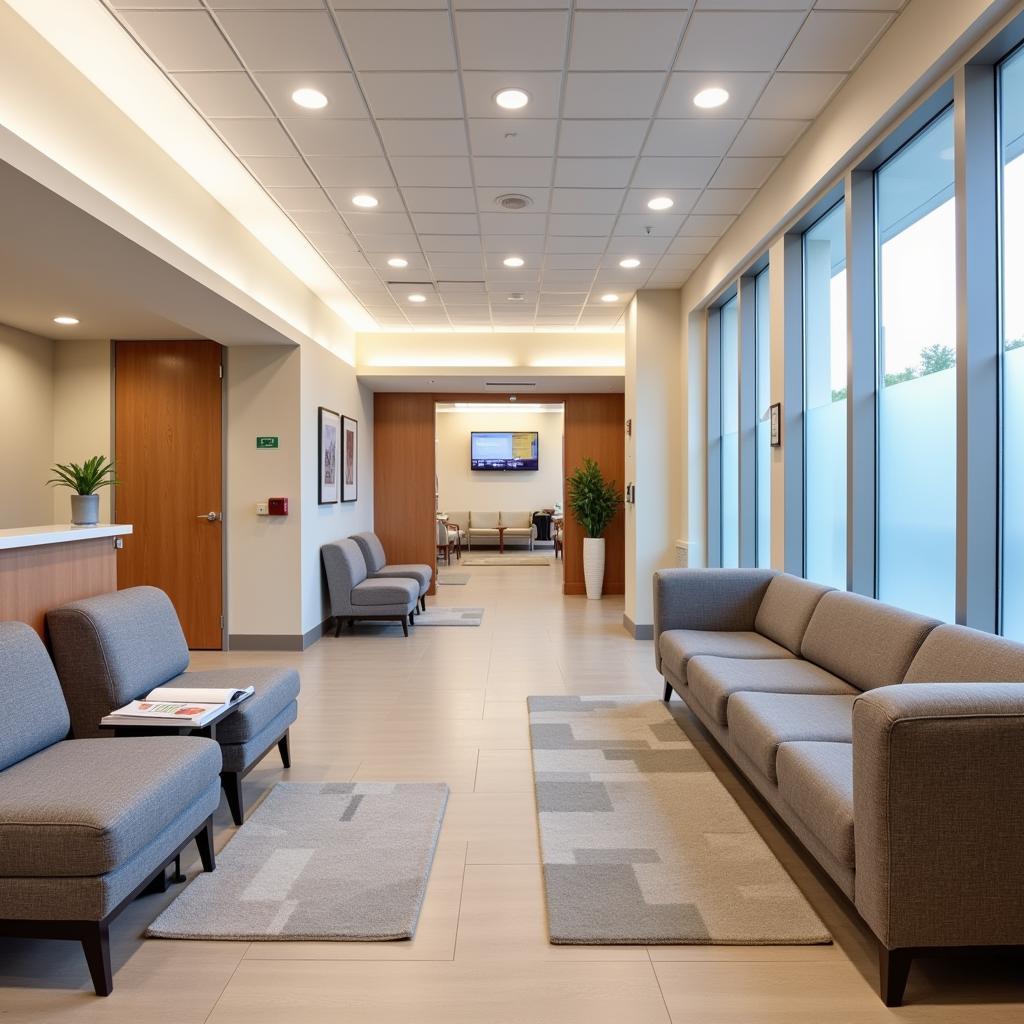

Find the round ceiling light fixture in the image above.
[
  {"left": 503, "top": 256, "right": 525, "bottom": 268},
  {"left": 291, "top": 87, "right": 328, "bottom": 110},
  {"left": 647, "top": 196, "right": 674, "bottom": 211},
  {"left": 53, "top": 315, "right": 79, "bottom": 325},
  {"left": 601, "top": 293, "right": 620, "bottom": 303},
  {"left": 494, "top": 193, "right": 532, "bottom": 210},
  {"left": 495, "top": 88, "right": 529, "bottom": 110},
  {"left": 693, "top": 87, "right": 730, "bottom": 110},
  {"left": 619, "top": 258, "right": 641, "bottom": 269},
  {"left": 507, "top": 293, "right": 526, "bottom": 302},
  {"left": 408, "top": 293, "right": 427, "bottom": 303},
  {"left": 351, "top": 193, "right": 378, "bottom": 208},
  {"left": 387, "top": 257, "right": 409, "bottom": 268}
]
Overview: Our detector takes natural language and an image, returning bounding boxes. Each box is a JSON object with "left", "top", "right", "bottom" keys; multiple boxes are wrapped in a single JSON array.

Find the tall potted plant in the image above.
[
  {"left": 567, "top": 457, "right": 623, "bottom": 600},
  {"left": 47, "top": 456, "right": 118, "bottom": 526}
]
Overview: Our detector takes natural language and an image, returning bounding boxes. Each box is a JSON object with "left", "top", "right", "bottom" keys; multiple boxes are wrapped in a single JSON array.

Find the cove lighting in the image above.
[
  {"left": 352, "top": 194, "right": 378, "bottom": 208},
  {"left": 408, "top": 293, "right": 427, "bottom": 303},
  {"left": 495, "top": 88, "right": 529, "bottom": 110},
  {"left": 647, "top": 196, "right": 674, "bottom": 211},
  {"left": 693, "top": 87, "right": 729, "bottom": 110},
  {"left": 619, "top": 258, "right": 640, "bottom": 269},
  {"left": 387, "top": 257, "right": 408, "bottom": 268},
  {"left": 53, "top": 315, "right": 79, "bottom": 325},
  {"left": 291, "top": 87, "right": 328, "bottom": 110},
  {"left": 600, "top": 293, "right": 619, "bottom": 303},
  {"left": 503, "top": 256, "right": 525, "bottom": 268}
]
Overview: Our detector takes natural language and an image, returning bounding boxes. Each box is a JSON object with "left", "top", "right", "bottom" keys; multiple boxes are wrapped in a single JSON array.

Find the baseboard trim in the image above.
[
  {"left": 228, "top": 634, "right": 305, "bottom": 652},
  {"left": 622, "top": 614, "right": 654, "bottom": 641},
  {"left": 302, "top": 617, "right": 334, "bottom": 649}
]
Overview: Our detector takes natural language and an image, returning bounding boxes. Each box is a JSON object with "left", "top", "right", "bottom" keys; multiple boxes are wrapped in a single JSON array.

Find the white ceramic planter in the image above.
[{"left": 583, "top": 536, "right": 605, "bottom": 600}]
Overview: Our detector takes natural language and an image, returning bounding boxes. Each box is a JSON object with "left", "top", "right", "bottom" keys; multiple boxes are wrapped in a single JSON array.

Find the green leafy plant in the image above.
[
  {"left": 47, "top": 456, "right": 118, "bottom": 495},
  {"left": 567, "top": 458, "right": 623, "bottom": 539}
]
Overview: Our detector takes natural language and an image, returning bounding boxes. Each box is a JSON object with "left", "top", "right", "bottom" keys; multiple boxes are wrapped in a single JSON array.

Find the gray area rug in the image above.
[
  {"left": 463, "top": 555, "right": 551, "bottom": 566},
  {"left": 437, "top": 572, "right": 470, "bottom": 585},
  {"left": 415, "top": 607, "right": 483, "bottom": 626},
  {"left": 528, "top": 696, "right": 830, "bottom": 946},
  {"left": 147, "top": 782, "right": 448, "bottom": 940}
]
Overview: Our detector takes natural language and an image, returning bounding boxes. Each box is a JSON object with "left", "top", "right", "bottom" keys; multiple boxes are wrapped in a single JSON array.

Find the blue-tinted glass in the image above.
[
  {"left": 721, "top": 297, "right": 739, "bottom": 568},
  {"left": 755, "top": 268, "right": 772, "bottom": 568},
  {"left": 877, "top": 108, "right": 956, "bottom": 621},
  {"left": 803, "top": 203, "right": 847, "bottom": 589},
  {"left": 1001, "top": 47, "right": 1024, "bottom": 639}
]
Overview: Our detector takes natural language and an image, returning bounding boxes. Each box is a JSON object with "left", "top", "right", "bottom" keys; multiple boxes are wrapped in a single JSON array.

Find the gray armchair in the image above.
[
  {"left": 352, "top": 531, "right": 432, "bottom": 611},
  {"left": 47, "top": 587, "right": 299, "bottom": 826},
  {"left": 322, "top": 538, "right": 419, "bottom": 637},
  {"left": 0, "top": 621, "right": 220, "bottom": 996}
]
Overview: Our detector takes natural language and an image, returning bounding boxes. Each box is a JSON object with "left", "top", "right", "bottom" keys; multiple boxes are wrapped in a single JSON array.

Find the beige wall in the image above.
[
  {"left": 0, "top": 323, "right": 55, "bottom": 528},
  {"left": 436, "top": 408, "right": 563, "bottom": 517}
]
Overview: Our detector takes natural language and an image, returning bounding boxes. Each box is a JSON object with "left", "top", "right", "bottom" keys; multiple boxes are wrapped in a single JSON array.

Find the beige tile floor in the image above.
[{"left": 3, "top": 560, "right": 1023, "bottom": 1021}]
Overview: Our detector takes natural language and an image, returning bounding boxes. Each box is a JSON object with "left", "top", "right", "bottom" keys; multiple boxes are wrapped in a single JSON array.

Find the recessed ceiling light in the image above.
[
  {"left": 507, "top": 293, "right": 526, "bottom": 302},
  {"left": 387, "top": 257, "right": 408, "bottom": 268},
  {"left": 619, "top": 258, "right": 641, "bottom": 269},
  {"left": 647, "top": 196, "right": 674, "bottom": 211},
  {"left": 601, "top": 293, "right": 620, "bottom": 303},
  {"left": 291, "top": 87, "right": 328, "bottom": 110},
  {"left": 495, "top": 88, "right": 529, "bottom": 110},
  {"left": 408, "top": 293, "right": 427, "bottom": 303},
  {"left": 53, "top": 316, "right": 79, "bottom": 325},
  {"left": 503, "top": 256, "right": 525, "bottom": 268},
  {"left": 352, "top": 194, "right": 378, "bottom": 208},
  {"left": 693, "top": 87, "right": 729, "bottom": 110}
]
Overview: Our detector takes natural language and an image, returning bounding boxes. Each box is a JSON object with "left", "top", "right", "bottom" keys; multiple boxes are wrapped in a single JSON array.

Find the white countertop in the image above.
[{"left": 0, "top": 524, "right": 133, "bottom": 551}]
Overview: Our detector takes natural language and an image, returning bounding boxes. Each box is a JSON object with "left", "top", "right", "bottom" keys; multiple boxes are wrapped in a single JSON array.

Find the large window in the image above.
[
  {"left": 720, "top": 296, "right": 740, "bottom": 567},
  {"left": 876, "top": 108, "right": 957, "bottom": 621},
  {"left": 803, "top": 203, "right": 847, "bottom": 589},
  {"left": 755, "top": 267, "right": 771, "bottom": 567},
  {"left": 1001, "top": 46, "right": 1024, "bottom": 640}
]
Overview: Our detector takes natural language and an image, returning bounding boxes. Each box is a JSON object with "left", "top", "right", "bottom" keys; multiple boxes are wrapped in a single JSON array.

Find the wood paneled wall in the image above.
[
  {"left": 372, "top": 392, "right": 625, "bottom": 597},
  {"left": 562, "top": 394, "right": 625, "bottom": 596}
]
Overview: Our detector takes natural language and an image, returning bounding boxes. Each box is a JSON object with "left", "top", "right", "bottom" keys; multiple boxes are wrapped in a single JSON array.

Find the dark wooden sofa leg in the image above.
[
  {"left": 195, "top": 816, "right": 216, "bottom": 871},
  {"left": 222, "top": 772, "right": 244, "bottom": 826},
  {"left": 278, "top": 730, "right": 291, "bottom": 768},
  {"left": 402, "top": 614, "right": 409, "bottom": 637},
  {"left": 663, "top": 680, "right": 673, "bottom": 702},
  {"left": 81, "top": 921, "right": 112, "bottom": 997},
  {"left": 879, "top": 947, "right": 913, "bottom": 1007},
  {"left": 421, "top": 595, "right": 426, "bottom": 611},
  {"left": 334, "top": 616, "right": 343, "bottom": 638}
]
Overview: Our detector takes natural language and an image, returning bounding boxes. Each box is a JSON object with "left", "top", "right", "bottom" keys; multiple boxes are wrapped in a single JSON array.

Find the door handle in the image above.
[{"left": 197, "top": 512, "right": 222, "bottom": 522}]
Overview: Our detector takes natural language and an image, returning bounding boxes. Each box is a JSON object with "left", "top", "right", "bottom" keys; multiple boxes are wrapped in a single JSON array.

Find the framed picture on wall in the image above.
[
  {"left": 341, "top": 415, "right": 358, "bottom": 502},
  {"left": 318, "top": 406, "right": 341, "bottom": 504}
]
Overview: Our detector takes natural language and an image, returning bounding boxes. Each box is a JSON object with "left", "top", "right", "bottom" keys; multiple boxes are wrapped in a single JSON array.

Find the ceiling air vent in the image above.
[
  {"left": 484, "top": 381, "right": 537, "bottom": 390},
  {"left": 494, "top": 193, "right": 532, "bottom": 210}
]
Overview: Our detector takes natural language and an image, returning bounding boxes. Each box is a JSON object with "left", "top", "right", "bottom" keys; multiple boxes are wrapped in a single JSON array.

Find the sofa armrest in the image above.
[
  {"left": 652, "top": 568, "right": 777, "bottom": 672},
  {"left": 853, "top": 683, "right": 1024, "bottom": 950}
]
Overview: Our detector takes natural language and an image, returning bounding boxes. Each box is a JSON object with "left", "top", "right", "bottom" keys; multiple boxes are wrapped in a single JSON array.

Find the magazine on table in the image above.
[{"left": 101, "top": 686, "right": 254, "bottom": 727}]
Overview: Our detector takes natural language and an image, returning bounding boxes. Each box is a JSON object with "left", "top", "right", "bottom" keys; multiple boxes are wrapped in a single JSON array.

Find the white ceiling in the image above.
[{"left": 105, "top": 0, "right": 905, "bottom": 332}]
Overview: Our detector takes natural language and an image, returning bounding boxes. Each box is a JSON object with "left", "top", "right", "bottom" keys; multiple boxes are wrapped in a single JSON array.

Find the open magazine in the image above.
[{"left": 101, "top": 686, "right": 254, "bottom": 728}]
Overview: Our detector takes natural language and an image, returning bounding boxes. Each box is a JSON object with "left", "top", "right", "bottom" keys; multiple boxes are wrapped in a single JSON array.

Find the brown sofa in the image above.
[{"left": 654, "top": 568, "right": 1024, "bottom": 1006}]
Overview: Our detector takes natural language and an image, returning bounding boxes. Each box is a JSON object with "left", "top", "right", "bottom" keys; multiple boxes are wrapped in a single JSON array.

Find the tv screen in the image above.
[{"left": 471, "top": 431, "right": 539, "bottom": 471}]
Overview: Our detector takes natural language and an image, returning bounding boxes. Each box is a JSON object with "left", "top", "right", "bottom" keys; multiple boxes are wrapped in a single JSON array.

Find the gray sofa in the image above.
[
  {"left": 654, "top": 568, "right": 1024, "bottom": 1006},
  {"left": 352, "top": 531, "right": 432, "bottom": 611},
  {"left": 0, "top": 621, "right": 220, "bottom": 996},
  {"left": 322, "top": 538, "right": 419, "bottom": 636},
  {"left": 47, "top": 587, "right": 299, "bottom": 826}
]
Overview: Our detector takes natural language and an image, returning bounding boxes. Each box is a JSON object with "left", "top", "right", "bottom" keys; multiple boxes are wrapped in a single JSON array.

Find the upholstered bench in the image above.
[
  {"left": 47, "top": 587, "right": 299, "bottom": 826},
  {"left": 352, "top": 531, "right": 432, "bottom": 611},
  {"left": 322, "top": 538, "right": 419, "bottom": 636}
]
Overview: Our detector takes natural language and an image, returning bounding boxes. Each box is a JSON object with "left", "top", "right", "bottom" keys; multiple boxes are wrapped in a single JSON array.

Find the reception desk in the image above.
[{"left": 0, "top": 524, "right": 133, "bottom": 638}]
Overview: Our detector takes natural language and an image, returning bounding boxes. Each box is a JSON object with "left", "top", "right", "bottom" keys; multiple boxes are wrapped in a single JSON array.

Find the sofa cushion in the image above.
[
  {"left": 351, "top": 578, "right": 418, "bottom": 607},
  {"left": 370, "top": 563, "right": 433, "bottom": 592},
  {"left": 658, "top": 630, "right": 793, "bottom": 686},
  {"left": 47, "top": 587, "right": 190, "bottom": 739},
  {"left": 903, "top": 623, "right": 1024, "bottom": 683},
  {"left": 0, "top": 736, "right": 221, "bottom": 877},
  {"left": 351, "top": 532, "right": 388, "bottom": 573},
  {"left": 688, "top": 656, "right": 856, "bottom": 726},
  {"left": 502, "top": 511, "right": 532, "bottom": 529},
  {"left": 0, "top": 622, "right": 71, "bottom": 771},
  {"left": 800, "top": 591, "right": 939, "bottom": 691},
  {"left": 171, "top": 667, "right": 300, "bottom": 745},
  {"left": 777, "top": 742, "right": 855, "bottom": 868},
  {"left": 471, "top": 511, "right": 499, "bottom": 529},
  {"left": 754, "top": 575, "right": 833, "bottom": 655},
  {"left": 728, "top": 692, "right": 856, "bottom": 782}
]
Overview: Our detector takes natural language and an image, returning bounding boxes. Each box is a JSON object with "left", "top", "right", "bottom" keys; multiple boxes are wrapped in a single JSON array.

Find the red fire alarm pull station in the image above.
[{"left": 268, "top": 497, "right": 289, "bottom": 516}]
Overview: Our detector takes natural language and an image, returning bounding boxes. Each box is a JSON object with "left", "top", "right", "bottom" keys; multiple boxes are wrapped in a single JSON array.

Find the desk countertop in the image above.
[{"left": 0, "top": 523, "right": 133, "bottom": 551}]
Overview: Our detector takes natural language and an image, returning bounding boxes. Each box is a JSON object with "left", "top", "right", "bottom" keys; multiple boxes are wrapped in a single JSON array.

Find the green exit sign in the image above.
[{"left": 256, "top": 436, "right": 279, "bottom": 449}]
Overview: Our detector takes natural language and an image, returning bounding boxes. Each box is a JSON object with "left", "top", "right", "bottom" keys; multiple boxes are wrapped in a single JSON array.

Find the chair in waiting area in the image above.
[
  {"left": 322, "top": 538, "right": 420, "bottom": 637},
  {"left": 437, "top": 518, "right": 457, "bottom": 565},
  {"left": 351, "top": 531, "right": 432, "bottom": 612},
  {"left": 47, "top": 587, "right": 299, "bottom": 827},
  {"left": 0, "top": 622, "right": 221, "bottom": 996}
]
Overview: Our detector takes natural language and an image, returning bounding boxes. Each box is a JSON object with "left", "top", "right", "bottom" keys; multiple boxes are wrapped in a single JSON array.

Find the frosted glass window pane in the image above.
[
  {"left": 721, "top": 297, "right": 739, "bottom": 568},
  {"left": 755, "top": 268, "right": 772, "bottom": 568},
  {"left": 1001, "top": 47, "right": 1024, "bottom": 639},
  {"left": 803, "top": 203, "right": 847, "bottom": 589},
  {"left": 877, "top": 108, "right": 956, "bottom": 622}
]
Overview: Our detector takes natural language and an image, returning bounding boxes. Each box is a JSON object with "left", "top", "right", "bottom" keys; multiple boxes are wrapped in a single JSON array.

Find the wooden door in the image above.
[{"left": 115, "top": 340, "right": 223, "bottom": 648}]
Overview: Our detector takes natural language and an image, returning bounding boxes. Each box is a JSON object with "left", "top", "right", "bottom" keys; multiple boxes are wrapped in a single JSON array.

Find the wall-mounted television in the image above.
[{"left": 471, "top": 431, "right": 539, "bottom": 471}]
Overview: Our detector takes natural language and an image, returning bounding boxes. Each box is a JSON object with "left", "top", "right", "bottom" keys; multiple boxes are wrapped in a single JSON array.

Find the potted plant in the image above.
[
  {"left": 566, "top": 457, "right": 623, "bottom": 600},
  {"left": 47, "top": 456, "right": 118, "bottom": 526}
]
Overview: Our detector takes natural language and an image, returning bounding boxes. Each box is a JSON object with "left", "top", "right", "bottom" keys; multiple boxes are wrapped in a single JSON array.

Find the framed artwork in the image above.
[
  {"left": 769, "top": 402, "right": 782, "bottom": 447},
  {"left": 318, "top": 407, "right": 341, "bottom": 504},
  {"left": 341, "top": 415, "right": 358, "bottom": 502}
]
